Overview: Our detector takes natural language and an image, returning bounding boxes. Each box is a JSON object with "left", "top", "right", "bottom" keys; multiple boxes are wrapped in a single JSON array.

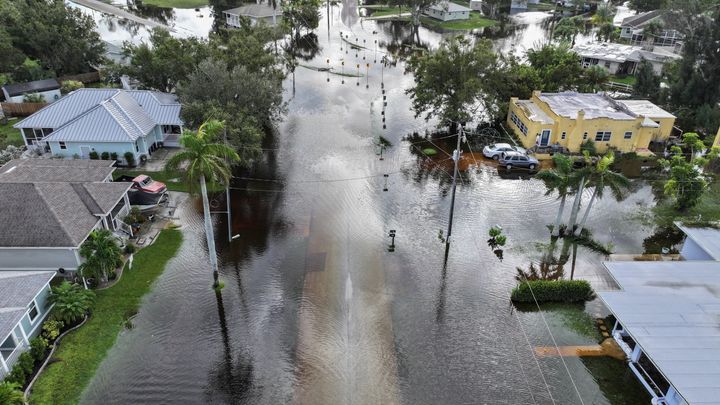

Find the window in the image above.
[
  {"left": 624, "top": 131, "right": 633, "bottom": 139},
  {"left": 583, "top": 132, "right": 588, "bottom": 140},
  {"left": 59, "top": 141, "right": 67, "bottom": 150},
  {"left": 42, "top": 128, "right": 53, "bottom": 136},
  {"left": 561, "top": 132, "right": 566, "bottom": 140},
  {"left": 595, "top": 131, "right": 612, "bottom": 142},
  {"left": 135, "top": 141, "right": 139, "bottom": 152},
  {"left": 510, "top": 112, "right": 528, "bottom": 136},
  {"left": 33, "top": 128, "right": 44, "bottom": 139},
  {"left": 28, "top": 301, "right": 39, "bottom": 323},
  {"left": 604, "top": 61, "right": 611, "bottom": 68}
]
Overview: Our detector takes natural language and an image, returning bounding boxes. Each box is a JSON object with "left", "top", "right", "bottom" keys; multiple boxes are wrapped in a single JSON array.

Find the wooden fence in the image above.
[{"left": 0, "top": 102, "right": 47, "bottom": 117}]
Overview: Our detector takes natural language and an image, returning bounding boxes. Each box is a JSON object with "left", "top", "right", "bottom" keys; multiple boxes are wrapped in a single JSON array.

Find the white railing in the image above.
[
  {"left": 2, "top": 342, "right": 28, "bottom": 370},
  {"left": 115, "top": 218, "right": 134, "bottom": 237}
]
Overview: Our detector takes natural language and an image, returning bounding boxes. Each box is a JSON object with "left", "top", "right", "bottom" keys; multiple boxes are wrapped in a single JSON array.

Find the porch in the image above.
[
  {"left": 161, "top": 125, "right": 182, "bottom": 148},
  {"left": 0, "top": 329, "right": 29, "bottom": 379}
]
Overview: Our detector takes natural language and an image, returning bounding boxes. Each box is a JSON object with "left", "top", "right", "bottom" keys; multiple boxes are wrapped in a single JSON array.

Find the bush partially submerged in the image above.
[{"left": 511, "top": 280, "right": 594, "bottom": 303}]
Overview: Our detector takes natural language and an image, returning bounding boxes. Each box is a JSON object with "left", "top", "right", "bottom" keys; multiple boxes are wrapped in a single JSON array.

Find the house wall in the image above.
[
  {"left": 715, "top": 127, "right": 720, "bottom": 147},
  {"left": 507, "top": 94, "right": 674, "bottom": 153},
  {"left": 48, "top": 132, "right": 155, "bottom": 164},
  {"left": 18, "top": 284, "right": 52, "bottom": 339},
  {"left": 424, "top": 8, "right": 469, "bottom": 21},
  {"left": 5, "top": 89, "right": 61, "bottom": 104},
  {"left": 0, "top": 248, "right": 79, "bottom": 270}
]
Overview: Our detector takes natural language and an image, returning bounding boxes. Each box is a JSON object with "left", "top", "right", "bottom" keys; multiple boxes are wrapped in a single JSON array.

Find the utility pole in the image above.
[
  {"left": 224, "top": 126, "right": 232, "bottom": 242},
  {"left": 445, "top": 125, "right": 463, "bottom": 251}
]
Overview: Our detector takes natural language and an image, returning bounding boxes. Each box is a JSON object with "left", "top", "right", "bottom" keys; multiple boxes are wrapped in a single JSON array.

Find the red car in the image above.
[{"left": 130, "top": 175, "right": 167, "bottom": 194}]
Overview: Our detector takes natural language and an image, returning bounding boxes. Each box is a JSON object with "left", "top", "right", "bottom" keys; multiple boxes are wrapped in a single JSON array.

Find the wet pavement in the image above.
[{"left": 82, "top": 2, "right": 654, "bottom": 405}]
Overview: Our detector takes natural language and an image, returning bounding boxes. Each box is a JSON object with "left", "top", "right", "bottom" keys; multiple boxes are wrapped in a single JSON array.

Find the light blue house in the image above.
[
  {"left": 14, "top": 88, "right": 183, "bottom": 166},
  {"left": 0, "top": 271, "right": 55, "bottom": 380}
]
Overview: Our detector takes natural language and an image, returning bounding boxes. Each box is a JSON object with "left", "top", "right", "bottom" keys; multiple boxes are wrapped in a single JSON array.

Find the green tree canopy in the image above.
[
  {"left": 78, "top": 229, "right": 122, "bottom": 284},
  {"left": 634, "top": 59, "right": 660, "bottom": 100},
  {"left": 629, "top": 0, "right": 667, "bottom": 11},
  {"left": 49, "top": 281, "right": 96, "bottom": 324}
]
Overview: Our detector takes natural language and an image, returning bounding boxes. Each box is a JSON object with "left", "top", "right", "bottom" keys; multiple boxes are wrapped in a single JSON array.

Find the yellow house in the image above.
[
  {"left": 714, "top": 127, "right": 720, "bottom": 148},
  {"left": 507, "top": 91, "right": 676, "bottom": 154}
]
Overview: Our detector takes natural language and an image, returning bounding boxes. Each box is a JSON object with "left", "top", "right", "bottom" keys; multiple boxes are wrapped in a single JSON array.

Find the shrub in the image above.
[
  {"left": 49, "top": 281, "right": 96, "bottom": 325},
  {"left": 42, "top": 319, "right": 64, "bottom": 341},
  {"left": 580, "top": 139, "right": 597, "bottom": 156},
  {"left": 124, "top": 243, "right": 136, "bottom": 254},
  {"left": 4, "top": 366, "right": 26, "bottom": 386},
  {"left": 5, "top": 351, "right": 35, "bottom": 385},
  {"left": 0, "top": 381, "right": 25, "bottom": 405},
  {"left": 511, "top": 280, "right": 594, "bottom": 303},
  {"left": 124, "top": 151, "right": 135, "bottom": 167},
  {"left": 23, "top": 93, "right": 45, "bottom": 103},
  {"left": 0, "top": 145, "right": 24, "bottom": 166},
  {"left": 125, "top": 207, "right": 145, "bottom": 225},
  {"left": 60, "top": 80, "right": 84, "bottom": 94},
  {"left": 88, "top": 151, "right": 99, "bottom": 160},
  {"left": 100, "top": 151, "right": 110, "bottom": 160},
  {"left": 110, "top": 152, "right": 118, "bottom": 161},
  {"left": 29, "top": 336, "right": 49, "bottom": 362}
]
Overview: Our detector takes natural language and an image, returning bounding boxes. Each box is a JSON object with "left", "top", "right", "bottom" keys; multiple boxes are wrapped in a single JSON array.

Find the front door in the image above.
[
  {"left": 80, "top": 146, "right": 91, "bottom": 159},
  {"left": 540, "top": 130, "right": 551, "bottom": 146}
]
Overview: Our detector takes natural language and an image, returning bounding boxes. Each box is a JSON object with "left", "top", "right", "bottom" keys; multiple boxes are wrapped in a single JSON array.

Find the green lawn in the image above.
[
  {"left": 421, "top": 12, "right": 496, "bottom": 30},
  {"left": 609, "top": 75, "right": 637, "bottom": 86},
  {"left": 114, "top": 168, "right": 224, "bottom": 193},
  {"left": 0, "top": 119, "right": 23, "bottom": 149},
  {"left": 368, "top": 6, "right": 408, "bottom": 17},
  {"left": 30, "top": 229, "right": 183, "bottom": 405},
  {"left": 141, "top": 0, "right": 208, "bottom": 8}
]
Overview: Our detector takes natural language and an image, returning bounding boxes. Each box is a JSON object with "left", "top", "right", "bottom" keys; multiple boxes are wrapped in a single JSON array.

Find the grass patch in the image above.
[
  {"left": 0, "top": 119, "right": 23, "bottom": 149},
  {"left": 652, "top": 180, "right": 720, "bottom": 227},
  {"left": 29, "top": 229, "right": 183, "bottom": 405},
  {"left": 140, "top": 0, "right": 208, "bottom": 8},
  {"left": 368, "top": 6, "right": 408, "bottom": 17},
  {"left": 420, "top": 12, "right": 496, "bottom": 30},
  {"left": 609, "top": 75, "right": 637, "bottom": 86}
]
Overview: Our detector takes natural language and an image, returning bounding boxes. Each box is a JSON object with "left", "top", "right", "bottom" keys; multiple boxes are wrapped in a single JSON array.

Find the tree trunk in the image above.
[
  {"left": 412, "top": 6, "right": 421, "bottom": 27},
  {"left": 200, "top": 175, "right": 220, "bottom": 287},
  {"left": 574, "top": 187, "right": 598, "bottom": 236},
  {"left": 552, "top": 194, "right": 566, "bottom": 237},
  {"left": 449, "top": 120, "right": 458, "bottom": 134},
  {"left": 567, "top": 177, "right": 585, "bottom": 233}
]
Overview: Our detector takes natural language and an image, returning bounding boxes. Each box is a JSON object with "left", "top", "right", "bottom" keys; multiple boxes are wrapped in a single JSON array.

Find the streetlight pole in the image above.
[{"left": 445, "top": 125, "right": 463, "bottom": 250}]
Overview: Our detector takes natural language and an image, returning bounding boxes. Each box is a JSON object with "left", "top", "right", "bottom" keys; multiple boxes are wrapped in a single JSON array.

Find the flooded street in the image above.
[{"left": 83, "top": 2, "right": 652, "bottom": 404}]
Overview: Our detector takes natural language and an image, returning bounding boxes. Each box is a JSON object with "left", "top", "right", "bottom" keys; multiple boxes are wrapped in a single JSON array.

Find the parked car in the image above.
[
  {"left": 483, "top": 143, "right": 526, "bottom": 160},
  {"left": 116, "top": 174, "right": 167, "bottom": 205},
  {"left": 499, "top": 151, "right": 539, "bottom": 171}
]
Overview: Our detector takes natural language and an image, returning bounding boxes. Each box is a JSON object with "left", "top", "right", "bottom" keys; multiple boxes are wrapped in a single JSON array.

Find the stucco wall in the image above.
[{"left": 0, "top": 248, "right": 79, "bottom": 270}]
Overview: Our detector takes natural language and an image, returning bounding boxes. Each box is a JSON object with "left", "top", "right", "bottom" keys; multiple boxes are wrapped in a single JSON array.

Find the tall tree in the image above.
[
  {"left": 406, "top": 37, "right": 498, "bottom": 132},
  {"left": 574, "top": 152, "right": 630, "bottom": 235},
  {"left": 629, "top": 0, "right": 667, "bottom": 12},
  {"left": 591, "top": 4, "right": 614, "bottom": 26},
  {"left": 390, "top": 0, "right": 440, "bottom": 30},
  {"left": 0, "top": 0, "right": 104, "bottom": 76},
  {"left": 121, "top": 28, "right": 210, "bottom": 92},
  {"left": 166, "top": 120, "right": 240, "bottom": 288},
  {"left": 526, "top": 44, "right": 585, "bottom": 92},
  {"left": 78, "top": 229, "right": 123, "bottom": 284},
  {"left": 553, "top": 16, "right": 584, "bottom": 46},
  {"left": 284, "top": 0, "right": 321, "bottom": 39},
  {"left": 536, "top": 154, "right": 575, "bottom": 237},
  {"left": 633, "top": 59, "right": 660, "bottom": 100},
  {"left": 661, "top": 145, "right": 707, "bottom": 210}
]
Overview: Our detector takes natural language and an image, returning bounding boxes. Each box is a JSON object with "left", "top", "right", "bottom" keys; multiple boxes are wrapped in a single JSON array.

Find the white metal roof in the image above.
[
  {"left": 428, "top": 1, "right": 472, "bottom": 12},
  {"left": 676, "top": 223, "right": 720, "bottom": 261},
  {"left": 600, "top": 261, "right": 720, "bottom": 405},
  {"left": 618, "top": 100, "right": 676, "bottom": 119},
  {"left": 537, "top": 92, "right": 634, "bottom": 120},
  {"left": 516, "top": 100, "right": 554, "bottom": 124}
]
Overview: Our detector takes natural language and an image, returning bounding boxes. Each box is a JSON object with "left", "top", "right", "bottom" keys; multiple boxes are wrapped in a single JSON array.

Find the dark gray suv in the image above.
[{"left": 498, "top": 151, "right": 539, "bottom": 171}]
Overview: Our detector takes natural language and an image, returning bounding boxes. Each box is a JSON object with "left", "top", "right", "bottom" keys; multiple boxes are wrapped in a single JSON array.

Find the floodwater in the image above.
[{"left": 82, "top": 2, "right": 656, "bottom": 405}]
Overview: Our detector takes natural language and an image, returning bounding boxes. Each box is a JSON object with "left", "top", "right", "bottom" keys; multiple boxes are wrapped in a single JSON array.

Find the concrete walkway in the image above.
[{"left": 70, "top": 0, "right": 173, "bottom": 31}]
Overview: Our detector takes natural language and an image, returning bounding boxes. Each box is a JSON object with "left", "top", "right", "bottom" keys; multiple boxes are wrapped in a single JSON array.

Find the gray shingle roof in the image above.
[
  {"left": 620, "top": 10, "right": 663, "bottom": 28},
  {"left": 428, "top": 1, "right": 471, "bottom": 12},
  {"left": 13, "top": 88, "right": 182, "bottom": 132},
  {"left": 0, "top": 159, "right": 116, "bottom": 183},
  {"left": 0, "top": 181, "right": 129, "bottom": 248},
  {"left": 2, "top": 79, "right": 60, "bottom": 97},
  {"left": 224, "top": 4, "right": 283, "bottom": 18},
  {"left": 0, "top": 271, "right": 55, "bottom": 342}
]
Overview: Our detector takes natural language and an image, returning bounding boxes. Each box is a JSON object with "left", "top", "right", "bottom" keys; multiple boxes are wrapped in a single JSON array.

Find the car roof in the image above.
[
  {"left": 493, "top": 143, "right": 512, "bottom": 148},
  {"left": 503, "top": 151, "right": 524, "bottom": 157}
]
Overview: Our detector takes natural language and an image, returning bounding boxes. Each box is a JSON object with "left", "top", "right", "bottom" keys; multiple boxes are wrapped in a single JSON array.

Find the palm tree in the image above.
[
  {"left": 535, "top": 154, "right": 575, "bottom": 236},
  {"left": 49, "top": 281, "right": 96, "bottom": 324},
  {"left": 78, "top": 229, "right": 123, "bottom": 284},
  {"left": 567, "top": 152, "right": 592, "bottom": 233},
  {"left": 573, "top": 152, "right": 630, "bottom": 236},
  {"left": 553, "top": 16, "right": 584, "bottom": 47},
  {"left": 591, "top": 4, "right": 613, "bottom": 26},
  {"left": 166, "top": 120, "right": 240, "bottom": 288}
]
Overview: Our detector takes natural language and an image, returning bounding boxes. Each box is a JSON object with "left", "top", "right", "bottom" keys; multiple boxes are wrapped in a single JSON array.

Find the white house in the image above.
[
  {"left": 620, "top": 10, "right": 683, "bottom": 48},
  {"left": 0, "top": 271, "right": 55, "bottom": 380},
  {"left": 424, "top": 1, "right": 471, "bottom": 21},
  {"left": 223, "top": 3, "right": 283, "bottom": 27},
  {"left": 0, "top": 159, "right": 132, "bottom": 272},
  {"left": 600, "top": 261, "right": 720, "bottom": 405},
  {"left": 573, "top": 42, "right": 681, "bottom": 75},
  {"left": 1, "top": 79, "right": 61, "bottom": 103},
  {"left": 676, "top": 223, "right": 720, "bottom": 261},
  {"left": 469, "top": 0, "right": 483, "bottom": 11},
  {"left": 13, "top": 88, "right": 182, "bottom": 165}
]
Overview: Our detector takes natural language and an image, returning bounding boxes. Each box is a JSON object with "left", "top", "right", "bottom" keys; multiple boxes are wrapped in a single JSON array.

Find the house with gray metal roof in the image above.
[
  {"left": 0, "top": 159, "right": 132, "bottom": 272},
  {"left": 676, "top": 223, "right": 720, "bottom": 261},
  {"left": 573, "top": 42, "right": 681, "bottom": 75},
  {"left": 13, "top": 88, "right": 183, "bottom": 165},
  {"left": 1, "top": 78, "right": 61, "bottom": 103},
  {"left": 424, "top": 1, "right": 471, "bottom": 21},
  {"left": 600, "top": 261, "right": 720, "bottom": 405},
  {"left": 0, "top": 271, "right": 55, "bottom": 380}
]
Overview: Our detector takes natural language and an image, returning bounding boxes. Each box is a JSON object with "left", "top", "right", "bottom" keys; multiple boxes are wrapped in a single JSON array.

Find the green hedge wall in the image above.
[{"left": 511, "top": 280, "right": 594, "bottom": 303}]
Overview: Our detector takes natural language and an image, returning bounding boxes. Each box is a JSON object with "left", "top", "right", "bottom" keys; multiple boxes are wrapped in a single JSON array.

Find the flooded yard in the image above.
[{"left": 80, "top": 1, "right": 655, "bottom": 404}]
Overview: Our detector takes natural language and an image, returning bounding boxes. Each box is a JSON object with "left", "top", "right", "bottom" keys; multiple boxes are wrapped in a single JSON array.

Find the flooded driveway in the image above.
[{"left": 83, "top": 2, "right": 652, "bottom": 404}]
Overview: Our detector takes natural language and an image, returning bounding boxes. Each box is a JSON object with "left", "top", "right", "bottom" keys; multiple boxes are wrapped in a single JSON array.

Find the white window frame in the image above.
[
  {"left": 59, "top": 141, "right": 67, "bottom": 150},
  {"left": 624, "top": 131, "right": 633, "bottom": 139},
  {"left": 595, "top": 131, "right": 612, "bottom": 142},
  {"left": 27, "top": 300, "right": 39, "bottom": 324},
  {"left": 561, "top": 132, "right": 566, "bottom": 140}
]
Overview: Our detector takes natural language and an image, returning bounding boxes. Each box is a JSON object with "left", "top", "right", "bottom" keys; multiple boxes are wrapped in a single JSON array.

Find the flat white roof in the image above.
[
  {"left": 676, "top": 223, "right": 720, "bottom": 260},
  {"left": 618, "top": 100, "right": 676, "bottom": 119},
  {"left": 516, "top": 100, "right": 554, "bottom": 124},
  {"left": 600, "top": 261, "right": 720, "bottom": 405}
]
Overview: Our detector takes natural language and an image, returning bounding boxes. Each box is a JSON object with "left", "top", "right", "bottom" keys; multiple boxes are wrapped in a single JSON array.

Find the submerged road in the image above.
[{"left": 70, "top": 0, "right": 172, "bottom": 31}]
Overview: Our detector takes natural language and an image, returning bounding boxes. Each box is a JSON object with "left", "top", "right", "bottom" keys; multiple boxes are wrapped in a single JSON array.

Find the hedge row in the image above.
[{"left": 511, "top": 280, "right": 594, "bottom": 303}]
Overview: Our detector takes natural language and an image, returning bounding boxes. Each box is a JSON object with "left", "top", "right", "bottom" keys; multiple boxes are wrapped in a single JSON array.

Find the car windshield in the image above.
[{"left": 141, "top": 177, "right": 153, "bottom": 186}]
